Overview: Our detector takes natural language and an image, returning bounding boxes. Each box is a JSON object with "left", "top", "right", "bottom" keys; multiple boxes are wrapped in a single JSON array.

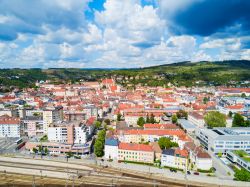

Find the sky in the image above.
[{"left": 0, "top": 0, "right": 250, "bottom": 69}]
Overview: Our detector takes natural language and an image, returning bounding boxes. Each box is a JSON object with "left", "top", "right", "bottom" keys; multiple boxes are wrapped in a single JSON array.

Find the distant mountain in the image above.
[{"left": 0, "top": 60, "right": 249, "bottom": 91}]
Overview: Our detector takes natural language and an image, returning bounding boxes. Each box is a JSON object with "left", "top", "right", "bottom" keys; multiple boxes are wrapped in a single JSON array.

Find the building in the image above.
[
  {"left": 118, "top": 143, "right": 154, "bottom": 163},
  {"left": 43, "top": 106, "right": 63, "bottom": 133},
  {"left": 184, "top": 142, "right": 212, "bottom": 171},
  {"left": 227, "top": 150, "right": 250, "bottom": 172},
  {"left": 188, "top": 112, "right": 205, "bottom": 128},
  {"left": 196, "top": 127, "right": 250, "bottom": 154},
  {"left": 161, "top": 148, "right": 188, "bottom": 170},
  {"left": 104, "top": 138, "right": 119, "bottom": 159},
  {"left": 21, "top": 116, "right": 43, "bottom": 137},
  {"left": 0, "top": 115, "right": 20, "bottom": 137},
  {"left": 48, "top": 118, "right": 95, "bottom": 145},
  {"left": 117, "top": 129, "right": 189, "bottom": 148}
]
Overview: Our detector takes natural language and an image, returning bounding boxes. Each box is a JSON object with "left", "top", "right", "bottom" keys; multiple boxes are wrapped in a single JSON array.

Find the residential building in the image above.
[
  {"left": 118, "top": 143, "right": 154, "bottom": 163},
  {"left": 184, "top": 142, "right": 212, "bottom": 171},
  {"left": 21, "top": 116, "right": 43, "bottom": 137},
  {"left": 43, "top": 106, "right": 63, "bottom": 133},
  {"left": 104, "top": 138, "right": 119, "bottom": 159},
  {"left": 0, "top": 115, "right": 20, "bottom": 137},
  {"left": 161, "top": 148, "right": 188, "bottom": 170}
]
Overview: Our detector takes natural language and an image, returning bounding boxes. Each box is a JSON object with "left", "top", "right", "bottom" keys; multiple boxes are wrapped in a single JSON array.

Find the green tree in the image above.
[
  {"left": 158, "top": 137, "right": 178, "bottom": 149},
  {"left": 94, "top": 129, "right": 106, "bottom": 157},
  {"left": 203, "top": 97, "right": 209, "bottom": 104},
  {"left": 104, "top": 119, "right": 111, "bottom": 125},
  {"left": 146, "top": 114, "right": 150, "bottom": 123},
  {"left": 234, "top": 169, "right": 250, "bottom": 182},
  {"left": 44, "top": 147, "right": 49, "bottom": 155},
  {"left": 137, "top": 117, "right": 145, "bottom": 127},
  {"left": 32, "top": 147, "right": 38, "bottom": 154},
  {"left": 176, "top": 110, "right": 188, "bottom": 119},
  {"left": 233, "top": 113, "right": 246, "bottom": 127},
  {"left": 228, "top": 111, "right": 233, "bottom": 118},
  {"left": 94, "top": 121, "right": 102, "bottom": 129},
  {"left": 117, "top": 113, "right": 122, "bottom": 121},
  {"left": 149, "top": 114, "right": 156, "bottom": 124},
  {"left": 204, "top": 111, "right": 226, "bottom": 128},
  {"left": 38, "top": 145, "right": 43, "bottom": 153},
  {"left": 171, "top": 114, "right": 178, "bottom": 124},
  {"left": 241, "top": 93, "right": 247, "bottom": 98},
  {"left": 94, "top": 140, "right": 104, "bottom": 157}
]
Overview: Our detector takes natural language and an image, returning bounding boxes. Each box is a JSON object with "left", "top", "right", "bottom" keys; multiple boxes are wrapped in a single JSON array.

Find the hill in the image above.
[{"left": 0, "top": 60, "right": 249, "bottom": 91}]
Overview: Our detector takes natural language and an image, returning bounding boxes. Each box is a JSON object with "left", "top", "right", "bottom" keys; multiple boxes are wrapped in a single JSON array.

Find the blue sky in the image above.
[{"left": 0, "top": 0, "right": 249, "bottom": 68}]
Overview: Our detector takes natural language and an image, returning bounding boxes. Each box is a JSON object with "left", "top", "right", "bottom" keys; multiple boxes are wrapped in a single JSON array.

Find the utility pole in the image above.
[{"left": 32, "top": 175, "right": 36, "bottom": 187}]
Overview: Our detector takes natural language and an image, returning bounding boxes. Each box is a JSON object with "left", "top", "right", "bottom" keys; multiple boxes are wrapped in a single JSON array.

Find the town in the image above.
[{"left": 0, "top": 78, "right": 250, "bottom": 185}]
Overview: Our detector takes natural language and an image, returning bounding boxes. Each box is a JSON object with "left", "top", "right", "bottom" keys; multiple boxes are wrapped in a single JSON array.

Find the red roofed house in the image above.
[{"left": 118, "top": 143, "right": 154, "bottom": 163}]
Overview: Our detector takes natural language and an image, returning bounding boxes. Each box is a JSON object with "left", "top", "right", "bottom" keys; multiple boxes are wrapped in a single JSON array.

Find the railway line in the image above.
[{"left": 0, "top": 156, "right": 244, "bottom": 187}]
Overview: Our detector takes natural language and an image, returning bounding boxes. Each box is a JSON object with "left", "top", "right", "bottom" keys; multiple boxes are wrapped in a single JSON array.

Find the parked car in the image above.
[
  {"left": 193, "top": 172, "right": 199, "bottom": 175},
  {"left": 187, "top": 171, "right": 191, "bottom": 175}
]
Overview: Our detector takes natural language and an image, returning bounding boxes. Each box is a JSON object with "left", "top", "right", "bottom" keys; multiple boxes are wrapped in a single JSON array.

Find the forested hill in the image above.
[{"left": 0, "top": 60, "right": 250, "bottom": 91}]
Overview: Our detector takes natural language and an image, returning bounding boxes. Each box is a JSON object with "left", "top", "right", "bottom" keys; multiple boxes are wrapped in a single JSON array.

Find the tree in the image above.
[
  {"left": 94, "top": 140, "right": 104, "bottom": 157},
  {"left": 38, "top": 145, "right": 43, "bottom": 153},
  {"left": 203, "top": 97, "right": 209, "bottom": 104},
  {"left": 234, "top": 169, "right": 250, "bottom": 182},
  {"left": 94, "top": 121, "right": 102, "bottom": 129},
  {"left": 117, "top": 113, "right": 122, "bottom": 121},
  {"left": 176, "top": 110, "right": 188, "bottom": 119},
  {"left": 94, "top": 129, "right": 106, "bottom": 157},
  {"left": 137, "top": 117, "right": 145, "bottom": 127},
  {"left": 146, "top": 114, "right": 150, "bottom": 123},
  {"left": 228, "top": 111, "right": 233, "bottom": 118},
  {"left": 149, "top": 114, "right": 156, "bottom": 124},
  {"left": 44, "top": 147, "right": 49, "bottom": 155},
  {"left": 158, "top": 137, "right": 178, "bottom": 150},
  {"left": 233, "top": 113, "right": 246, "bottom": 127},
  {"left": 204, "top": 111, "right": 226, "bottom": 128},
  {"left": 172, "top": 114, "right": 178, "bottom": 124},
  {"left": 32, "top": 147, "right": 38, "bottom": 154},
  {"left": 104, "top": 119, "right": 111, "bottom": 125},
  {"left": 241, "top": 93, "right": 247, "bottom": 98}
]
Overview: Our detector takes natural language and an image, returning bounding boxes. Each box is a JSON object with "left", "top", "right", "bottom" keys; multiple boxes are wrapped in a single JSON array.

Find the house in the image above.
[
  {"left": 184, "top": 142, "right": 212, "bottom": 171},
  {"left": 161, "top": 148, "right": 188, "bottom": 170},
  {"left": 118, "top": 143, "right": 154, "bottom": 163},
  {"left": 104, "top": 138, "right": 119, "bottom": 159}
]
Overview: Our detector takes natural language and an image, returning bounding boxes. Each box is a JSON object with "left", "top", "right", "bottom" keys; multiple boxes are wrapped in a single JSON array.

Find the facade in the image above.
[
  {"left": 0, "top": 115, "right": 20, "bottom": 137},
  {"left": 188, "top": 112, "right": 205, "bottom": 128},
  {"left": 43, "top": 106, "right": 63, "bottom": 133},
  {"left": 21, "top": 116, "right": 43, "bottom": 137},
  {"left": 227, "top": 150, "right": 250, "bottom": 172},
  {"left": 117, "top": 129, "right": 188, "bottom": 147},
  {"left": 161, "top": 148, "right": 188, "bottom": 170},
  {"left": 196, "top": 127, "right": 250, "bottom": 154},
  {"left": 48, "top": 118, "right": 95, "bottom": 145},
  {"left": 184, "top": 142, "right": 212, "bottom": 171},
  {"left": 118, "top": 143, "right": 154, "bottom": 163},
  {"left": 104, "top": 138, "right": 119, "bottom": 159}
]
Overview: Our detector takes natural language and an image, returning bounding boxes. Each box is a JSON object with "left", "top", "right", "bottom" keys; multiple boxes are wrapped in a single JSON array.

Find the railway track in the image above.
[{"left": 0, "top": 157, "right": 227, "bottom": 187}]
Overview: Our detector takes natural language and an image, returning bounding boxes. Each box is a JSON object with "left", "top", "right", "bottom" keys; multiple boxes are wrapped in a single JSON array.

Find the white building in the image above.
[
  {"left": 43, "top": 106, "right": 63, "bottom": 133},
  {"left": 196, "top": 127, "right": 250, "bottom": 155},
  {"left": 104, "top": 138, "right": 119, "bottom": 159},
  {"left": 0, "top": 115, "right": 20, "bottom": 137},
  {"left": 184, "top": 142, "right": 212, "bottom": 171}
]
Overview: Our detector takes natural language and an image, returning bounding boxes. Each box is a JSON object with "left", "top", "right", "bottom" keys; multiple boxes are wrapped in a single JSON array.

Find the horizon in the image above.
[{"left": 0, "top": 0, "right": 250, "bottom": 69}]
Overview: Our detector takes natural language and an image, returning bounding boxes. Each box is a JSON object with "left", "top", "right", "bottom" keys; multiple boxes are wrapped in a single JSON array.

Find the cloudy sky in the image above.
[{"left": 0, "top": 0, "right": 250, "bottom": 68}]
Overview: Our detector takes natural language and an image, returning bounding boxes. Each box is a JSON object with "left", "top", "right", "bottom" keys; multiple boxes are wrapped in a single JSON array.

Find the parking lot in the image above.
[{"left": 0, "top": 137, "right": 19, "bottom": 154}]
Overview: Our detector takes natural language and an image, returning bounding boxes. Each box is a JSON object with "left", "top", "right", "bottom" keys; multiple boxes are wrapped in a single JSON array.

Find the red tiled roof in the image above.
[
  {"left": 119, "top": 129, "right": 185, "bottom": 137},
  {"left": 119, "top": 143, "right": 153, "bottom": 152}
]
